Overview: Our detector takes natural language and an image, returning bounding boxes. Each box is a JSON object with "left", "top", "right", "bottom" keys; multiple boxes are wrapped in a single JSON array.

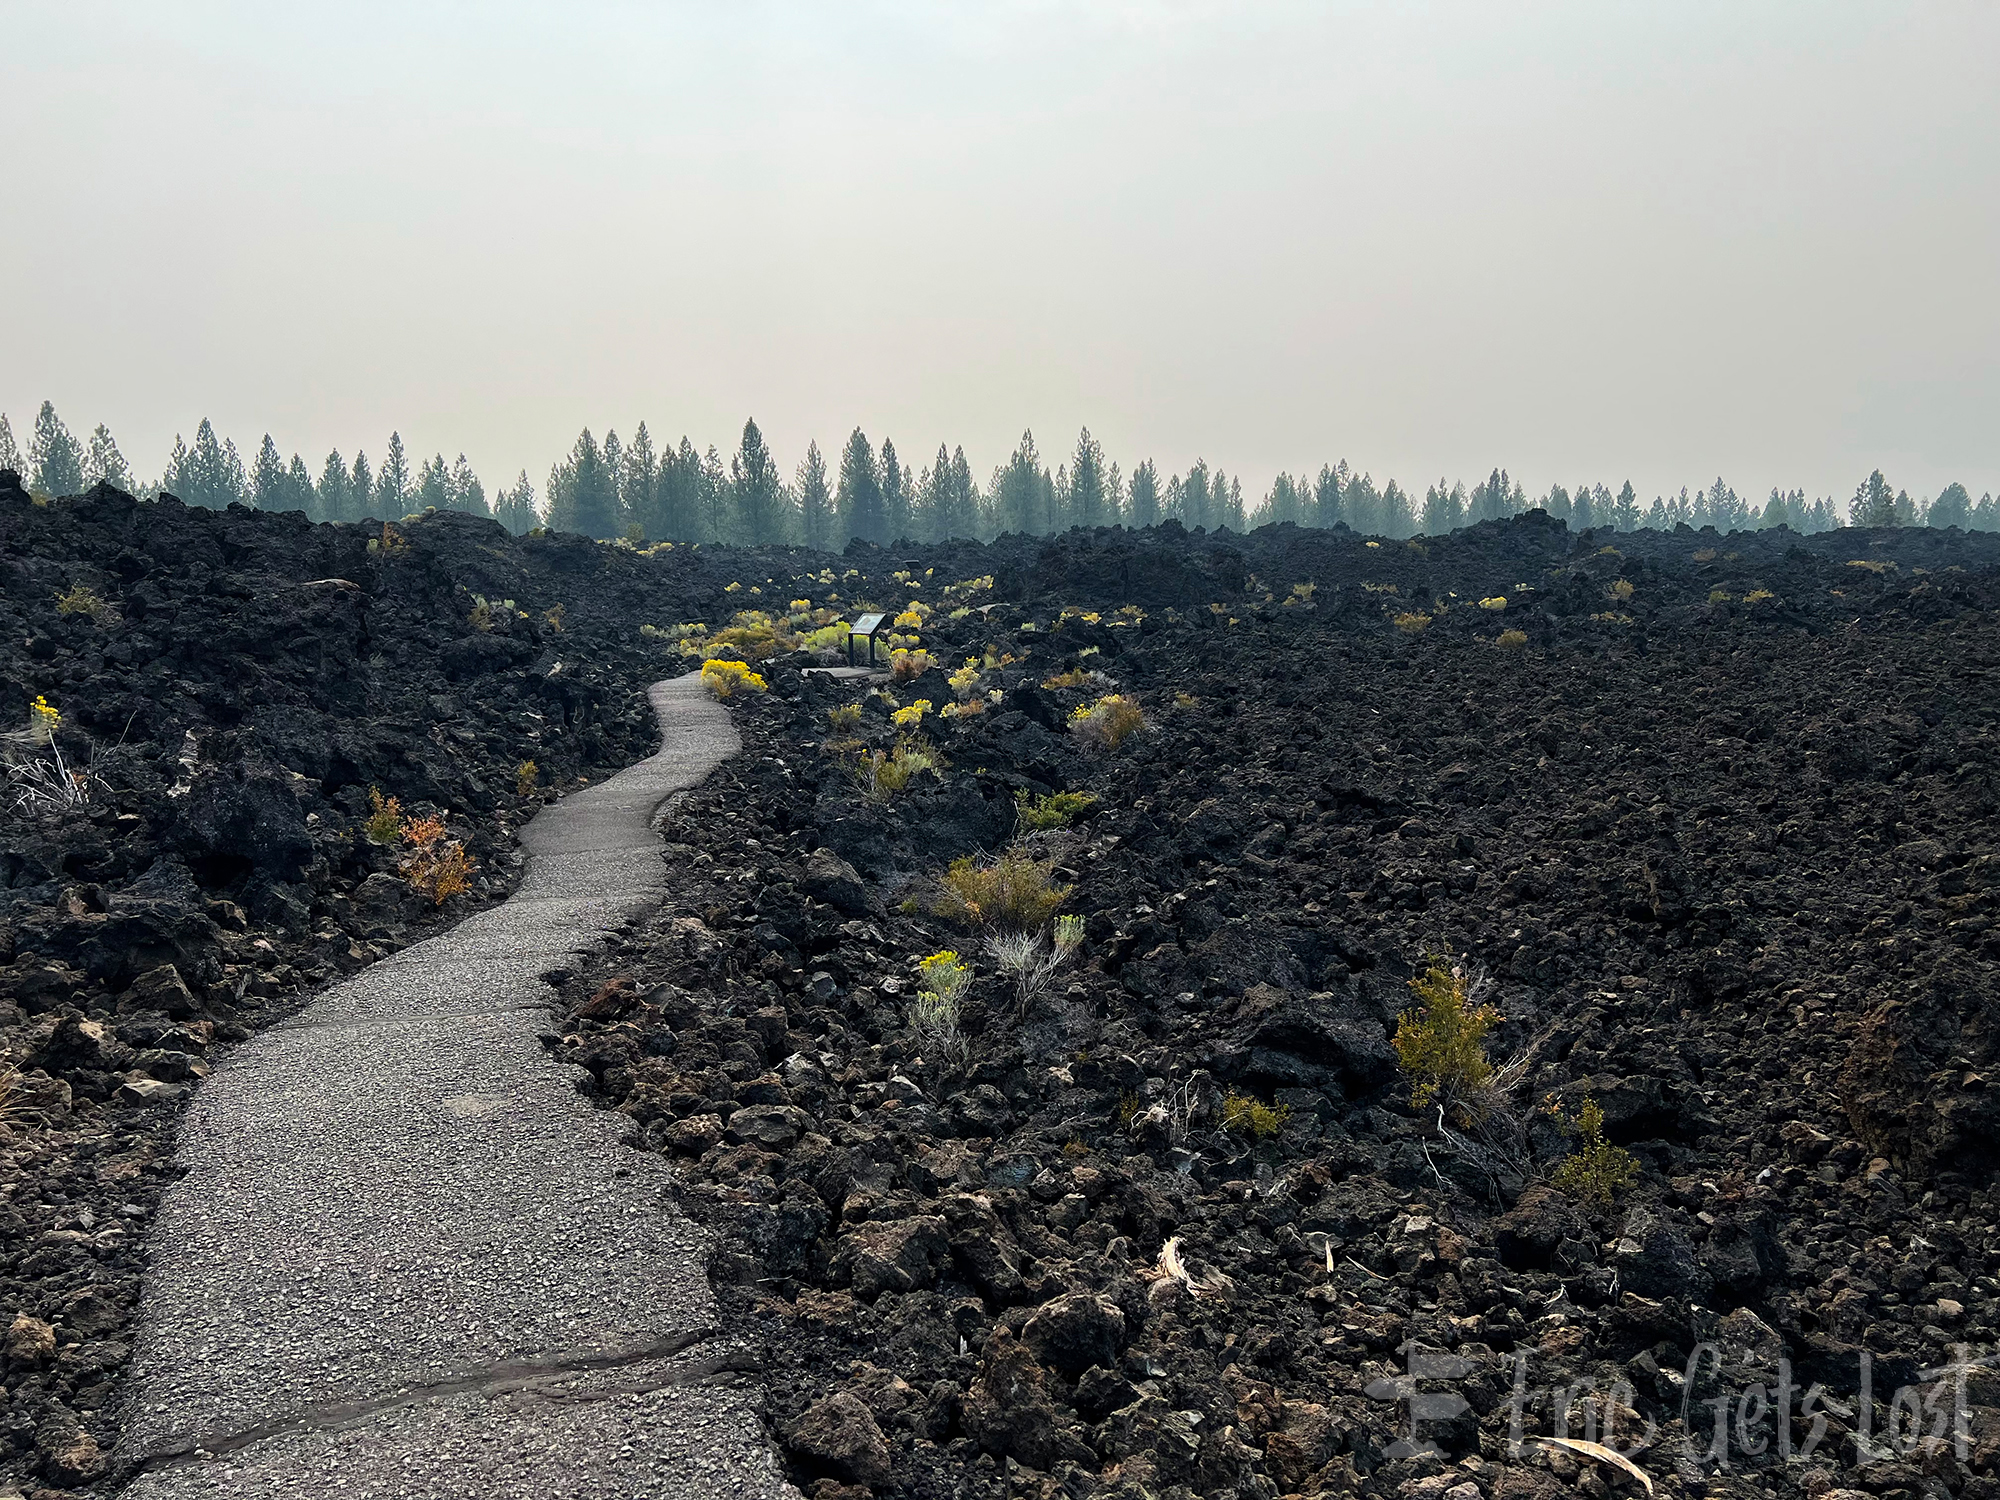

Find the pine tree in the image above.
[
  {"left": 413, "top": 454, "right": 448, "bottom": 511},
  {"left": 879, "top": 438, "right": 910, "bottom": 542},
  {"left": 1929, "top": 482, "right": 1972, "bottom": 529},
  {"left": 1068, "top": 428, "right": 1108, "bottom": 528},
  {"left": 1314, "top": 464, "right": 1347, "bottom": 529},
  {"left": 624, "top": 423, "right": 658, "bottom": 538},
  {"left": 349, "top": 451, "right": 374, "bottom": 519},
  {"left": 547, "top": 429, "right": 621, "bottom": 538},
  {"left": 1127, "top": 459, "right": 1161, "bottom": 528},
  {"left": 837, "top": 429, "right": 886, "bottom": 545},
  {"left": 0, "top": 414, "right": 22, "bottom": 478},
  {"left": 489, "top": 471, "right": 535, "bottom": 533},
  {"left": 1852, "top": 469, "right": 1898, "bottom": 527},
  {"left": 83, "top": 424, "right": 132, "bottom": 490},
  {"left": 448, "top": 455, "right": 488, "bottom": 516},
  {"left": 175, "top": 419, "right": 232, "bottom": 509},
  {"left": 1179, "top": 461, "right": 1213, "bottom": 530},
  {"left": 1264, "top": 473, "right": 1306, "bottom": 525},
  {"left": 697, "top": 447, "right": 729, "bottom": 542},
  {"left": 285, "top": 454, "right": 315, "bottom": 516},
  {"left": 731, "top": 418, "right": 789, "bottom": 544},
  {"left": 1573, "top": 484, "right": 1600, "bottom": 530},
  {"left": 654, "top": 438, "right": 702, "bottom": 540},
  {"left": 1421, "top": 480, "right": 1461, "bottom": 535},
  {"left": 1611, "top": 481, "right": 1639, "bottom": 530},
  {"left": 29, "top": 401, "right": 84, "bottom": 497},
  {"left": 375, "top": 433, "right": 410, "bottom": 517},
  {"left": 950, "top": 447, "right": 983, "bottom": 540},
  {"left": 797, "top": 441, "right": 835, "bottom": 551},
  {"left": 251, "top": 435, "right": 287, "bottom": 510},
  {"left": 1345, "top": 471, "right": 1381, "bottom": 535},
  {"left": 1381, "top": 480, "right": 1414, "bottom": 537},
  {"left": 991, "top": 432, "right": 1048, "bottom": 536},
  {"left": 315, "top": 451, "right": 350, "bottom": 523},
  {"left": 602, "top": 429, "right": 625, "bottom": 527},
  {"left": 161, "top": 436, "right": 191, "bottom": 500}
]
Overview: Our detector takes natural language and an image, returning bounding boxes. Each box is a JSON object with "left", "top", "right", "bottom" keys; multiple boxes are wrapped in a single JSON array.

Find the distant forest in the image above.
[{"left": 4, "top": 400, "right": 1993, "bottom": 546}]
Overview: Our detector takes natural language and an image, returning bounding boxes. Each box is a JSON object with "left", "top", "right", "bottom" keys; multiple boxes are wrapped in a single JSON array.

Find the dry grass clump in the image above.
[
  {"left": 1393, "top": 958, "right": 1502, "bottom": 1112},
  {"left": 56, "top": 584, "right": 120, "bottom": 626},
  {"left": 1497, "top": 628, "right": 1528, "bottom": 650},
  {"left": 1069, "top": 694, "right": 1146, "bottom": 750},
  {"left": 1393, "top": 612, "right": 1431, "bottom": 634},
  {"left": 515, "top": 760, "right": 539, "bottom": 797},
  {"left": 934, "top": 851, "right": 1071, "bottom": 932}
]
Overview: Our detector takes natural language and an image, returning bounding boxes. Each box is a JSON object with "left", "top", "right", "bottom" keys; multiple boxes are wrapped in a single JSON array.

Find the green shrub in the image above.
[
  {"left": 1550, "top": 1096, "right": 1639, "bottom": 1204},
  {"left": 365, "top": 787, "right": 402, "bottom": 845},
  {"left": 1221, "top": 1092, "right": 1290, "bottom": 1139},
  {"left": 1393, "top": 958, "right": 1501, "bottom": 1111},
  {"left": 1015, "top": 789, "right": 1097, "bottom": 830}
]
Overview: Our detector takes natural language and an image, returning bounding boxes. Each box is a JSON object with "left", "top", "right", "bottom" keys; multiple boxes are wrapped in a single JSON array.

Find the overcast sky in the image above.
[{"left": 5, "top": 1, "right": 1996, "bottom": 507}]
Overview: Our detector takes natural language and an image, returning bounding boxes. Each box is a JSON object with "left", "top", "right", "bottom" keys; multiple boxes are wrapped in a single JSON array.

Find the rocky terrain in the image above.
[
  {"left": 543, "top": 516, "right": 2000, "bottom": 1500},
  {"left": 8, "top": 474, "right": 2000, "bottom": 1500}
]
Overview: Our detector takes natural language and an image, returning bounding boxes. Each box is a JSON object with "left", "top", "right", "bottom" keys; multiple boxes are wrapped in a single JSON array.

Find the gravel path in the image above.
[{"left": 115, "top": 673, "right": 796, "bottom": 1499}]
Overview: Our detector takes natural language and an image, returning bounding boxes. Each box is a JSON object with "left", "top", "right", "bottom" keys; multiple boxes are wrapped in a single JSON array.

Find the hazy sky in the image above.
[{"left": 5, "top": 1, "right": 1996, "bottom": 507}]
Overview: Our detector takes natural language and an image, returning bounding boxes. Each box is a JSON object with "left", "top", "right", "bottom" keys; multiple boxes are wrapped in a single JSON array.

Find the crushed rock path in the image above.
[{"left": 116, "top": 673, "right": 797, "bottom": 1499}]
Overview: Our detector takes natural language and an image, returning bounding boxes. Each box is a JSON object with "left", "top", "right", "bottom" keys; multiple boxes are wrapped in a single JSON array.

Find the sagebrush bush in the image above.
[
  {"left": 1497, "top": 628, "right": 1528, "bottom": 650},
  {"left": 1393, "top": 612, "right": 1431, "bottom": 634},
  {"left": 1549, "top": 1096, "right": 1639, "bottom": 1204},
  {"left": 1015, "top": 789, "right": 1096, "bottom": 830},
  {"left": 826, "top": 702, "right": 862, "bottom": 730},
  {"left": 701, "top": 658, "right": 768, "bottom": 699},
  {"left": 1042, "top": 667, "right": 1090, "bottom": 690},
  {"left": 934, "top": 851, "right": 1071, "bottom": 932},
  {"left": 1393, "top": 958, "right": 1502, "bottom": 1111},
  {"left": 1069, "top": 694, "right": 1146, "bottom": 750},
  {"left": 515, "top": 760, "right": 538, "bottom": 797}
]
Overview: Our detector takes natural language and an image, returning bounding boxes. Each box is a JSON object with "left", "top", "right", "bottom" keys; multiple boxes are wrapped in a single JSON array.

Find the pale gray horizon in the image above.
[{"left": 5, "top": 1, "right": 1996, "bottom": 509}]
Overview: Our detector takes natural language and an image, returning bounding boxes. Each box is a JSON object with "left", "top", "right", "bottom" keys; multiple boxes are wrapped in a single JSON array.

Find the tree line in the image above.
[{"left": 4, "top": 399, "right": 1994, "bottom": 546}]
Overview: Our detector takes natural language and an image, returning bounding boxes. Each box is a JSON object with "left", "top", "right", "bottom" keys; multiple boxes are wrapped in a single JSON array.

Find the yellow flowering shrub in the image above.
[{"left": 701, "top": 659, "right": 768, "bottom": 699}]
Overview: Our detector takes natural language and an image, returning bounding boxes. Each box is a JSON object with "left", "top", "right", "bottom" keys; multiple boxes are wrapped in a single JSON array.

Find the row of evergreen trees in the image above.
[{"left": 5, "top": 399, "right": 1994, "bottom": 546}]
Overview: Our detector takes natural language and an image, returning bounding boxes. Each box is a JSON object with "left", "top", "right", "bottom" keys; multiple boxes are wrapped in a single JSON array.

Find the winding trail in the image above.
[{"left": 117, "top": 673, "right": 795, "bottom": 1499}]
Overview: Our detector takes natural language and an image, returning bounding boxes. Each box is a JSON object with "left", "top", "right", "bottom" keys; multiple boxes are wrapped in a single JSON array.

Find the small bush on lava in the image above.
[
  {"left": 364, "top": 787, "right": 403, "bottom": 845},
  {"left": 934, "top": 851, "right": 1071, "bottom": 932},
  {"left": 1221, "top": 1093, "right": 1291, "bottom": 1139},
  {"left": 701, "top": 659, "right": 768, "bottom": 699},
  {"left": 1393, "top": 958, "right": 1502, "bottom": 1111},
  {"left": 399, "top": 813, "right": 476, "bottom": 905},
  {"left": 890, "top": 648, "right": 936, "bottom": 682},
  {"left": 1069, "top": 694, "right": 1146, "bottom": 751},
  {"left": 1015, "top": 790, "right": 1096, "bottom": 830},
  {"left": 1549, "top": 1095, "right": 1638, "bottom": 1204},
  {"left": 56, "top": 584, "right": 120, "bottom": 626}
]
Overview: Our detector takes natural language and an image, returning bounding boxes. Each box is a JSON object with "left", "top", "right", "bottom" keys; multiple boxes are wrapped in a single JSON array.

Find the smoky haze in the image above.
[{"left": 4, "top": 1, "right": 1996, "bottom": 511}]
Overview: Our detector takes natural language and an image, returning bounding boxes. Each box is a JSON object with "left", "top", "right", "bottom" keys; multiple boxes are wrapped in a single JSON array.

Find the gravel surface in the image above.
[{"left": 112, "top": 673, "right": 795, "bottom": 1498}]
